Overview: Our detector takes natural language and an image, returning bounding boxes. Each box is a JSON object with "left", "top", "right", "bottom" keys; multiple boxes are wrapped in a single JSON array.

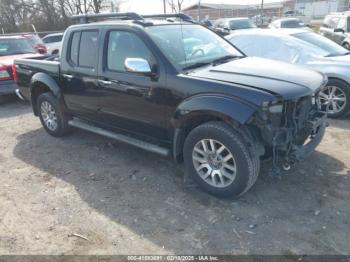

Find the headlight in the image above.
[
  {"left": 269, "top": 104, "right": 283, "bottom": 113},
  {"left": 262, "top": 101, "right": 284, "bottom": 113}
]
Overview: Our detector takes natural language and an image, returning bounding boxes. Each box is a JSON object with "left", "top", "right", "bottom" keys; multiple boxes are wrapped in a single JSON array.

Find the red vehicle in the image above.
[
  {"left": 21, "top": 34, "right": 47, "bottom": 54},
  {"left": 0, "top": 36, "right": 42, "bottom": 101}
]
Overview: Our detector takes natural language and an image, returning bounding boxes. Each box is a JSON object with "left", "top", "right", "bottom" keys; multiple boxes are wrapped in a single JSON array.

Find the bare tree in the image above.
[{"left": 167, "top": 0, "right": 185, "bottom": 13}]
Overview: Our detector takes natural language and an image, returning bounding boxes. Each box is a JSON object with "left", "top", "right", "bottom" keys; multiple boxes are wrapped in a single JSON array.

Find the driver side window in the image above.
[{"left": 107, "top": 31, "right": 154, "bottom": 72}]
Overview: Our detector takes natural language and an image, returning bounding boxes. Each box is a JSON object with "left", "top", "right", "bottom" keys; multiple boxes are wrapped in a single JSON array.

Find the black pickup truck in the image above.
[{"left": 15, "top": 13, "right": 327, "bottom": 198}]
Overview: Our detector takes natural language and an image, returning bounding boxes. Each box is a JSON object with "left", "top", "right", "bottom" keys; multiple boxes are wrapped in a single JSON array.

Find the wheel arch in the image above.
[
  {"left": 30, "top": 72, "right": 65, "bottom": 116},
  {"left": 171, "top": 95, "right": 258, "bottom": 163}
]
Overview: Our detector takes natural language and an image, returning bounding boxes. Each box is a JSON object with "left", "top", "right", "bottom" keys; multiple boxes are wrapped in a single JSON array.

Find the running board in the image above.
[{"left": 68, "top": 118, "right": 171, "bottom": 157}]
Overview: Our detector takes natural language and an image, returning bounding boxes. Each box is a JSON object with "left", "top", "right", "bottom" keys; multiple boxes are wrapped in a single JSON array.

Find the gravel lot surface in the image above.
[{"left": 0, "top": 98, "right": 349, "bottom": 255}]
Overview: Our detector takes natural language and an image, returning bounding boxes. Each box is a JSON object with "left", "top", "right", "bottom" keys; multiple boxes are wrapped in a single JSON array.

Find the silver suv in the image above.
[{"left": 320, "top": 12, "right": 350, "bottom": 49}]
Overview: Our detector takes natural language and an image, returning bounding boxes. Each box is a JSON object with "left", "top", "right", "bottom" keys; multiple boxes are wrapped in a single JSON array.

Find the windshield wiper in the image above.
[
  {"left": 182, "top": 62, "right": 211, "bottom": 71},
  {"left": 211, "top": 55, "right": 241, "bottom": 65}
]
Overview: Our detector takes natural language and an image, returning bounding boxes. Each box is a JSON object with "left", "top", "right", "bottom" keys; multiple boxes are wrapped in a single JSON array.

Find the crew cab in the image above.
[
  {"left": 0, "top": 36, "right": 42, "bottom": 102},
  {"left": 15, "top": 13, "right": 327, "bottom": 198}
]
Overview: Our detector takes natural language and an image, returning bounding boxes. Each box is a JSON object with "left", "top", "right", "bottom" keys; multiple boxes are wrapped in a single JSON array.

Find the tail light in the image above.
[
  {"left": 12, "top": 64, "right": 17, "bottom": 81},
  {"left": 0, "top": 64, "right": 11, "bottom": 81},
  {"left": 34, "top": 44, "right": 47, "bottom": 54}
]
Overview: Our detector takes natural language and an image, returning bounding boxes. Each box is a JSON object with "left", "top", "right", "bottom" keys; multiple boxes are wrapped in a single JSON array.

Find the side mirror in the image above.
[
  {"left": 334, "top": 28, "right": 344, "bottom": 33},
  {"left": 124, "top": 58, "right": 153, "bottom": 76}
]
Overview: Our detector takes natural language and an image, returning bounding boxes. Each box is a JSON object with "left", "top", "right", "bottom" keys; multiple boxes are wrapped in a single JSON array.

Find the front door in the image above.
[{"left": 97, "top": 29, "right": 170, "bottom": 141}]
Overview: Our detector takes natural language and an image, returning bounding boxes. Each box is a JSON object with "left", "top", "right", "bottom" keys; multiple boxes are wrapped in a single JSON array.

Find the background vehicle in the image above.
[
  {"left": 213, "top": 17, "right": 257, "bottom": 36},
  {"left": 227, "top": 29, "right": 350, "bottom": 118},
  {"left": 15, "top": 13, "right": 326, "bottom": 198},
  {"left": 252, "top": 14, "right": 271, "bottom": 27},
  {"left": 21, "top": 34, "right": 47, "bottom": 54},
  {"left": 268, "top": 18, "right": 311, "bottom": 30},
  {"left": 0, "top": 36, "right": 42, "bottom": 102},
  {"left": 320, "top": 12, "right": 350, "bottom": 49},
  {"left": 42, "top": 33, "right": 64, "bottom": 55}
]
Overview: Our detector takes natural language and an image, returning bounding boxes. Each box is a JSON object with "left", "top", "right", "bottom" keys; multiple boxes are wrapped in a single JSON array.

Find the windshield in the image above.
[
  {"left": 281, "top": 20, "right": 305, "bottom": 28},
  {"left": 292, "top": 32, "right": 348, "bottom": 56},
  {"left": 230, "top": 19, "right": 257, "bottom": 30},
  {"left": 0, "top": 38, "right": 36, "bottom": 56},
  {"left": 147, "top": 24, "right": 243, "bottom": 70}
]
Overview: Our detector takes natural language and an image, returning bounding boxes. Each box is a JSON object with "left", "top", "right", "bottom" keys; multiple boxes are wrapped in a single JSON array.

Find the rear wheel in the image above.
[
  {"left": 37, "top": 92, "right": 71, "bottom": 137},
  {"left": 183, "top": 121, "right": 260, "bottom": 198},
  {"left": 318, "top": 79, "right": 350, "bottom": 118}
]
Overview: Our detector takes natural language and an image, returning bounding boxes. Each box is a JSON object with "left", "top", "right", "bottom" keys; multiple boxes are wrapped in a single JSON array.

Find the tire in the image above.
[
  {"left": 183, "top": 121, "right": 260, "bottom": 198},
  {"left": 318, "top": 79, "right": 350, "bottom": 118},
  {"left": 37, "top": 92, "right": 71, "bottom": 137},
  {"left": 342, "top": 42, "right": 350, "bottom": 50}
]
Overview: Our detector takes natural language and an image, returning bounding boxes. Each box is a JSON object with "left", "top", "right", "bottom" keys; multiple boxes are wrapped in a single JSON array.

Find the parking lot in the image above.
[{"left": 0, "top": 98, "right": 349, "bottom": 255}]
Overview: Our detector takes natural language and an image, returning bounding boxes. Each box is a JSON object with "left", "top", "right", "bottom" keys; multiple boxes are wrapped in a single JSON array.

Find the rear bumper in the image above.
[{"left": 0, "top": 81, "right": 17, "bottom": 96}]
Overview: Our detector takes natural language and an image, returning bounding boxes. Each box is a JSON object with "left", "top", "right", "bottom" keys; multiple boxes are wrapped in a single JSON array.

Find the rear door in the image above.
[{"left": 60, "top": 29, "right": 104, "bottom": 121}]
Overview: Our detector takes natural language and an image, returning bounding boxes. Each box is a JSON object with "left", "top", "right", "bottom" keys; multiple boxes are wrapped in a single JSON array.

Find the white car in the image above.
[
  {"left": 227, "top": 29, "right": 350, "bottom": 118},
  {"left": 269, "top": 18, "right": 312, "bottom": 31},
  {"left": 42, "top": 33, "right": 63, "bottom": 55}
]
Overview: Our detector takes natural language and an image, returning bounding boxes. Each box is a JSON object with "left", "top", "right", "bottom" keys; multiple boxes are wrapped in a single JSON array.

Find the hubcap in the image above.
[
  {"left": 40, "top": 101, "right": 58, "bottom": 131},
  {"left": 192, "top": 139, "right": 237, "bottom": 188},
  {"left": 318, "top": 86, "right": 346, "bottom": 115}
]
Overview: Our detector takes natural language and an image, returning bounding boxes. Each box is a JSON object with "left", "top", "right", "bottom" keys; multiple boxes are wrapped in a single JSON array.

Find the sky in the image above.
[{"left": 119, "top": 0, "right": 282, "bottom": 14}]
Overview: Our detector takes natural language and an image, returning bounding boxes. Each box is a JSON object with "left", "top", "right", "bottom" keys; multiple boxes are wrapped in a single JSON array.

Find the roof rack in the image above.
[
  {"left": 143, "top": 13, "right": 195, "bottom": 23},
  {"left": 71, "top": 12, "right": 143, "bottom": 24},
  {"left": 71, "top": 12, "right": 196, "bottom": 24}
]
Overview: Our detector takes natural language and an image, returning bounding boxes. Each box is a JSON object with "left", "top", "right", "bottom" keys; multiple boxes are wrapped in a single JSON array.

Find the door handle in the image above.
[
  {"left": 99, "top": 80, "right": 112, "bottom": 86},
  {"left": 63, "top": 74, "right": 73, "bottom": 80}
]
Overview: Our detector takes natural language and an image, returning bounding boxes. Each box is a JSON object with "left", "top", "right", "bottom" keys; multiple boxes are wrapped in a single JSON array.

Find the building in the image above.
[
  {"left": 294, "top": 0, "right": 350, "bottom": 18},
  {"left": 182, "top": 0, "right": 350, "bottom": 21},
  {"left": 182, "top": 2, "right": 286, "bottom": 21}
]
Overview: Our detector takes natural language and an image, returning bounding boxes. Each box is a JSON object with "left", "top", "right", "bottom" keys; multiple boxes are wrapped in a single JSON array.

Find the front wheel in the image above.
[
  {"left": 318, "top": 79, "right": 350, "bottom": 118},
  {"left": 183, "top": 121, "right": 260, "bottom": 198},
  {"left": 342, "top": 42, "right": 350, "bottom": 50},
  {"left": 37, "top": 92, "right": 71, "bottom": 137}
]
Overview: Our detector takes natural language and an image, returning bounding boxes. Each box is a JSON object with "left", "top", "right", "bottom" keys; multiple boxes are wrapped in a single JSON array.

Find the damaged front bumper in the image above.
[{"left": 286, "top": 112, "right": 327, "bottom": 166}]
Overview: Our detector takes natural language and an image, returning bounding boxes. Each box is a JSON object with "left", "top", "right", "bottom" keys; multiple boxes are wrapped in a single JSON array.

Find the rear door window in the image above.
[
  {"left": 69, "top": 32, "right": 80, "bottom": 65},
  {"left": 68, "top": 30, "right": 99, "bottom": 68},
  {"left": 79, "top": 31, "right": 99, "bottom": 68}
]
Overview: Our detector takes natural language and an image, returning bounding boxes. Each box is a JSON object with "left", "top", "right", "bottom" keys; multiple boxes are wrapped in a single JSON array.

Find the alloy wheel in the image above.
[
  {"left": 192, "top": 139, "right": 237, "bottom": 188},
  {"left": 40, "top": 101, "right": 58, "bottom": 131},
  {"left": 318, "top": 86, "right": 346, "bottom": 115}
]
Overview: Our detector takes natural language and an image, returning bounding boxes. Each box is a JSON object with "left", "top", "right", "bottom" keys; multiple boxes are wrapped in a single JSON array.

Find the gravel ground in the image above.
[{"left": 0, "top": 98, "right": 349, "bottom": 255}]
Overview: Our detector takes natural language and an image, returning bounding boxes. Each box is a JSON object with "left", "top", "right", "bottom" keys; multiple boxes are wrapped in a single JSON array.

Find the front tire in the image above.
[
  {"left": 37, "top": 92, "right": 71, "bottom": 137},
  {"left": 342, "top": 42, "right": 350, "bottom": 50},
  {"left": 183, "top": 121, "right": 260, "bottom": 198},
  {"left": 318, "top": 79, "right": 350, "bottom": 118}
]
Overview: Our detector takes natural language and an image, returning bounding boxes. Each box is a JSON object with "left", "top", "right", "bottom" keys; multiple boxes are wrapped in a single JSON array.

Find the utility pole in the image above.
[
  {"left": 294, "top": 0, "right": 298, "bottom": 15},
  {"left": 198, "top": 0, "right": 201, "bottom": 22},
  {"left": 163, "top": 0, "right": 166, "bottom": 14},
  {"left": 261, "top": 0, "right": 264, "bottom": 26}
]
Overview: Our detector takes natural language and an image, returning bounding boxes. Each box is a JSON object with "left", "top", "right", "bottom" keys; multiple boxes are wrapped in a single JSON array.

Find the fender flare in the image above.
[
  {"left": 171, "top": 95, "right": 258, "bottom": 162},
  {"left": 29, "top": 72, "right": 64, "bottom": 115}
]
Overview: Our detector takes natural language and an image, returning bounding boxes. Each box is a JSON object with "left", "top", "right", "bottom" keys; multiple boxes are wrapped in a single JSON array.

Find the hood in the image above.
[
  {"left": 188, "top": 57, "right": 326, "bottom": 100},
  {"left": 0, "top": 53, "right": 43, "bottom": 66}
]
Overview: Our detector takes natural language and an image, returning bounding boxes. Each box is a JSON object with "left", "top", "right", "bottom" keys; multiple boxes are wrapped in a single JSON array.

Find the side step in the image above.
[{"left": 68, "top": 118, "right": 171, "bottom": 157}]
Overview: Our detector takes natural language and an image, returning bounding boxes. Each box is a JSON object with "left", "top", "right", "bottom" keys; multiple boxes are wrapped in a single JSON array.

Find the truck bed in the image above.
[{"left": 15, "top": 56, "right": 60, "bottom": 100}]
